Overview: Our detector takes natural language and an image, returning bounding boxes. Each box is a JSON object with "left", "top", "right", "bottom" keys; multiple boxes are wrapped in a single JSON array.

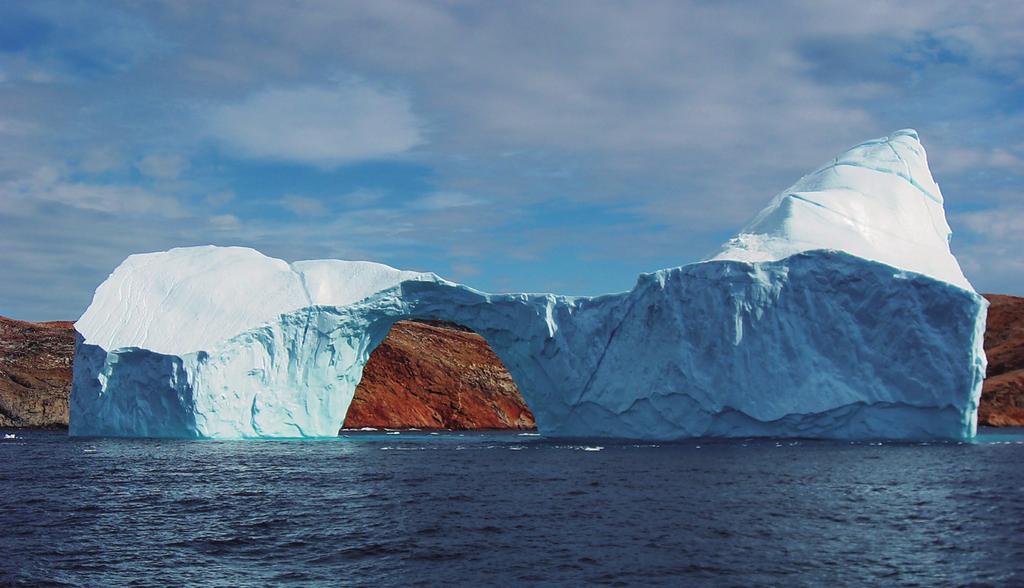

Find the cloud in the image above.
[
  {"left": 957, "top": 207, "right": 1024, "bottom": 242},
  {"left": 0, "top": 118, "right": 37, "bottom": 136},
  {"left": 79, "top": 147, "right": 124, "bottom": 174},
  {"left": 340, "top": 188, "right": 384, "bottom": 208},
  {"left": 136, "top": 153, "right": 186, "bottom": 179},
  {"left": 1, "top": 165, "right": 183, "bottom": 217},
  {"left": 449, "top": 262, "right": 481, "bottom": 278},
  {"left": 408, "top": 191, "right": 481, "bottom": 210},
  {"left": 954, "top": 238, "right": 1024, "bottom": 296},
  {"left": 278, "top": 194, "right": 325, "bottom": 216},
  {"left": 204, "top": 190, "right": 235, "bottom": 208},
  {"left": 208, "top": 214, "right": 241, "bottom": 229},
  {"left": 952, "top": 205, "right": 1024, "bottom": 293},
  {"left": 204, "top": 81, "right": 424, "bottom": 168},
  {"left": 935, "top": 147, "right": 1024, "bottom": 174}
]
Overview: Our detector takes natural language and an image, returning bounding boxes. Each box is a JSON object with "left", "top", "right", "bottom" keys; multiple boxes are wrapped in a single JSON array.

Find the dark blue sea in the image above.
[{"left": 2, "top": 428, "right": 1023, "bottom": 587}]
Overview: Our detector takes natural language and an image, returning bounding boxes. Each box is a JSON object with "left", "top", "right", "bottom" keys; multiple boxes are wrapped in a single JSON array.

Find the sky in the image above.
[{"left": 1, "top": 0, "right": 1022, "bottom": 321}]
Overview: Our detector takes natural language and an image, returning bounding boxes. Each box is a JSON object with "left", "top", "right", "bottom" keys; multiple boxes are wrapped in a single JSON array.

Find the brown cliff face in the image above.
[
  {"left": 0, "top": 316, "right": 74, "bottom": 428},
  {"left": 343, "top": 320, "right": 535, "bottom": 430},
  {"left": 979, "top": 295, "right": 1024, "bottom": 426}
]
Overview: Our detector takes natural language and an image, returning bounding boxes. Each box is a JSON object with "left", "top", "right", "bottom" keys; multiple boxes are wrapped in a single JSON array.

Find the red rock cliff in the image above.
[
  {"left": 0, "top": 316, "right": 74, "bottom": 427},
  {"left": 979, "top": 294, "right": 1024, "bottom": 426},
  {"left": 343, "top": 320, "right": 535, "bottom": 430}
]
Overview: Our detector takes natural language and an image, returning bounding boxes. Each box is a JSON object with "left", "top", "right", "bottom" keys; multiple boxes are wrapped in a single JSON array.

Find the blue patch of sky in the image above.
[
  {"left": 0, "top": 1, "right": 166, "bottom": 79},
  {"left": 0, "top": 6, "right": 52, "bottom": 52}
]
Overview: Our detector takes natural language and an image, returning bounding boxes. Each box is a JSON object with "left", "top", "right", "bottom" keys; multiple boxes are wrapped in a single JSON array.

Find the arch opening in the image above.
[{"left": 340, "top": 319, "right": 536, "bottom": 432}]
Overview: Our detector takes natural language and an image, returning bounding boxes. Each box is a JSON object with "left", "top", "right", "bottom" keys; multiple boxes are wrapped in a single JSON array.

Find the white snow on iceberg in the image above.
[
  {"left": 710, "top": 129, "right": 970, "bottom": 289},
  {"left": 70, "top": 130, "right": 988, "bottom": 440}
]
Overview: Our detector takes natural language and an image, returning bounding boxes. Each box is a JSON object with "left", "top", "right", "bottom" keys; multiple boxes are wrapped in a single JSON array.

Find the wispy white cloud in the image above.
[
  {"left": 203, "top": 81, "right": 424, "bottom": 168},
  {"left": 449, "top": 262, "right": 481, "bottom": 278},
  {"left": 137, "top": 153, "right": 187, "bottom": 180},
  {"left": 957, "top": 207, "right": 1024, "bottom": 242},
  {"left": 409, "top": 191, "right": 482, "bottom": 210},
  {"left": 204, "top": 191, "right": 235, "bottom": 208},
  {"left": 934, "top": 147, "right": 1024, "bottom": 174},
  {"left": 278, "top": 194, "right": 325, "bottom": 216},
  {"left": 208, "top": 214, "right": 241, "bottom": 229},
  {"left": 0, "top": 118, "right": 37, "bottom": 136},
  {"left": 340, "top": 188, "right": 384, "bottom": 208},
  {"left": 953, "top": 205, "right": 1024, "bottom": 293},
  {"left": 1, "top": 166, "right": 184, "bottom": 217},
  {"left": 79, "top": 147, "right": 124, "bottom": 174}
]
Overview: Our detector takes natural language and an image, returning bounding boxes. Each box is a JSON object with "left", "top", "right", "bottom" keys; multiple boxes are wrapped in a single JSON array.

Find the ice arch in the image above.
[{"left": 70, "top": 130, "right": 988, "bottom": 440}]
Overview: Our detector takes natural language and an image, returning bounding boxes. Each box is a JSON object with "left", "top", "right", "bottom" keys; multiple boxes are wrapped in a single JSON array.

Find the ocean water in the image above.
[{"left": 2, "top": 429, "right": 1023, "bottom": 587}]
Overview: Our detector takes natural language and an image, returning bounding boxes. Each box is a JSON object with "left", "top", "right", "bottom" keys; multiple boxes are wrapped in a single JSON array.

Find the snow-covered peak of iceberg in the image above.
[
  {"left": 76, "top": 246, "right": 435, "bottom": 355},
  {"left": 708, "top": 129, "right": 973, "bottom": 290}
]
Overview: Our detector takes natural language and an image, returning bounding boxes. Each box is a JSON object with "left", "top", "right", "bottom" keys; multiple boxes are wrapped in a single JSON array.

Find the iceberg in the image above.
[{"left": 70, "top": 130, "right": 988, "bottom": 439}]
